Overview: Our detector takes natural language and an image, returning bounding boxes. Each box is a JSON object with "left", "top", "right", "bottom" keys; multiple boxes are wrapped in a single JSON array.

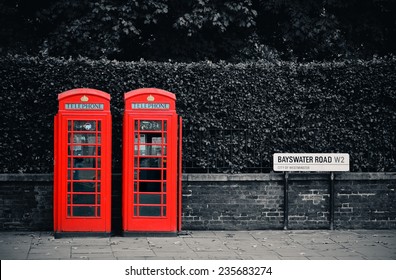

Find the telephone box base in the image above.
[
  {"left": 54, "top": 232, "right": 111, "bottom": 239},
  {"left": 122, "top": 231, "right": 178, "bottom": 237}
]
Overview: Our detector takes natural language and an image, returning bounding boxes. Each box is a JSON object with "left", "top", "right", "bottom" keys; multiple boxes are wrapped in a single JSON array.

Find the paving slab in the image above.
[{"left": 0, "top": 230, "right": 395, "bottom": 260}]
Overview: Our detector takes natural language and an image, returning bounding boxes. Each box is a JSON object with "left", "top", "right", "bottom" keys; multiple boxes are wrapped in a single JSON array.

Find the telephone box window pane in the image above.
[
  {"left": 139, "top": 145, "right": 163, "bottom": 155},
  {"left": 134, "top": 133, "right": 138, "bottom": 143},
  {"left": 74, "top": 121, "right": 96, "bottom": 131},
  {"left": 164, "top": 121, "right": 167, "bottom": 130},
  {"left": 139, "top": 158, "right": 161, "bottom": 168},
  {"left": 97, "top": 195, "right": 101, "bottom": 204},
  {"left": 71, "top": 134, "right": 97, "bottom": 144},
  {"left": 163, "top": 182, "right": 166, "bottom": 192},
  {"left": 163, "top": 195, "right": 166, "bottom": 204},
  {"left": 97, "top": 207, "right": 100, "bottom": 216},
  {"left": 139, "top": 181, "right": 161, "bottom": 192},
  {"left": 67, "top": 206, "right": 71, "bottom": 216},
  {"left": 74, "top": 157, "right": 96, "bottom": 168},
  {"left": 140, "top": 120, "right": 162, "bottom": 131},
  {"left": 73, "top": 194, "right": 95, "bottom": 205},
  {"left": 73, "top": 182, "right": 96, "bottom": 192},
  {"left": 134, "top": 120, "right": 138, "bottom": 131},
  {"left": 97, "top": 170, "right": 101, "bottom": 180},
  {"left": 134, "top": 194, "right": 138, "bottom": 203},
  {"left": 139, "top": 169, "right": 161, "bottom": 181},
  {"left": 97, "top": 121, "right": 101, "bottom": 131},
  {"left": 134, "top": 206, "right": 138, "bottom": 216},
  {"left": 139, "top": 206, "right": 161, "bottom": 216},
  {"left": 67, "top": 182, "right": 72, "bottom": 192},
  {"left": 72, "top": 206, "right": 95, "bottom": 217},
  {"left": 97, "top": 158, "right": 101, "bottom": 168},
  {"left": 74, "top": 145, "right": 97, "bottom": 156},
  {"left": 163, "top": 207, "right": 166, "bottom": 216},
  {"left": 67, "top": 170, "right": 72, "bottom": 180},
  {"left": 68, "top": 121, "right": 72, "bottom": 131},
  {"left": 139, "top": 194, "right": 161, "bottom": 204},
  {"left": 67, "top": 195, "right": 71, "bottom": 204},
  {"left": 73, "top": 169, "right": 96, "bottom": 180},
  {"left": 97, "top": 183, "right": 101, "bottom": 192}
]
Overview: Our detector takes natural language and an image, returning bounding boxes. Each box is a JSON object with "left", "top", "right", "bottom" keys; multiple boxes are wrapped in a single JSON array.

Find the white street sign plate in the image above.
[{"left": 273, "top": 153, "right": 350, "bottom": 172}]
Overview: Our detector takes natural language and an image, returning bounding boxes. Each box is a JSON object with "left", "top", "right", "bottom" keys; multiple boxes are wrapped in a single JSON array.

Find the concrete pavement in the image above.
[{"left": 0, "top": 230, "right": 395, "bottom": 260}]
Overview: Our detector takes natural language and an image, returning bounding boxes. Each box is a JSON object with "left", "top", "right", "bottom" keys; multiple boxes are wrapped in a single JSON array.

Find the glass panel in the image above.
[
  {"left": 134, "top": 145, "right": 138, "bottom": 155},
  {"left": 139, "top": 206, "right": 161, "bottom": 216},
  {"left": 97, "top": 195, "right": 101, "bottom": 204},
  {"left": 70, "top": 145, "right": 97, "bottom": 156},
  {"left": 134, "top": 206, "right": 138, "bottom": 216},
  {"left": 67, "top": 206, "right": 71, "bottom": 216},
  {"left": 67, "top": 170, "right": 72, "bottom": 180},
  {"left": 139, "top": 145, "right": 164, "bottom": 155},
  {"left": 97, "top": 183, "right": 101, "bottom": 192},
  {"left": 73, "top": 169, "right": 96, "bottom": 180},
  {"left": 162, "top": 170, "right": 167, "bottom": 180},
  {"left": 134, "top": 120, "right": 138, "bottom": 131},
  {"left": 164, "top": 121, "right": 167, "bottom": 131},
  {"left": 163, "top": 206, "right": 166, "bottom": 216},
  {"left": 139, "top": 194, "right": 161, "bottom": 204},
  {"left": 139, "top": 157, "right": 161, "bottom": 168},
  {"left": 134, "top": 182, "right": 137, "bottom": 192},
  {"left": 163, "top": 182, "right": 166, "bottom": 192},
  {"left": 72, "top": 133, "right": 96, "bottom": 144},
  {"left": 140, "top": 120, "right": 162, "bottom": 131},
  {"left": 134, "top": 133, "right": 139, "bottom": 143},
  {"left": 73, "top": 182, "right": 96, "bottom": 192},
  {"left": 97, "top": 170, "right": 101, "bottom": 180},
  {"left": 97, "top": 206, "right": 100, "bottom": 216},
  {"left": 68, "top": 121, "right": 72, "bottom": 131},
  {"left": 97, "top": 134, "right": 101, "bottom": 144},
  {"left": 67, "top": 194, "right": 71, "bottom": 204},
  {"left": 72, "top": 206, "right": 95, "bottom": 216},
  {"left": 163, "top": 195, "right": 166, "bottom": 204},
  {"left": 139, "top": 169, "right": 161, "bottom": 181},
  {"left": 134, "top": 194, "right": 138, "bottom": 203},
  {"left": 67, "top": 182, "right": 71, "bottom": 192},
  {"left": 73, "top": 194, "right": 96, "bottom": 204},
  {"left": 73, "top": 121, "right": 96, "bottom": 131},
  {"left": 97, "top": 121, "right": 101, "bottom": 131},
  {"left": 73, "top": 157, "right": 96, "bottom": 168},
  {"left": 97, "top": 158, "right": 101, "bottom": 168},
  {"left": 139, "top": 181, "right": 161, "bottom": 192}
]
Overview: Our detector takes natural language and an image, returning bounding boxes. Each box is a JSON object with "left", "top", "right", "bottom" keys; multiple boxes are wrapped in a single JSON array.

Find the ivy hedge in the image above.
[{"left": 0, "top": 55, "right": 395, "bottom": 173}]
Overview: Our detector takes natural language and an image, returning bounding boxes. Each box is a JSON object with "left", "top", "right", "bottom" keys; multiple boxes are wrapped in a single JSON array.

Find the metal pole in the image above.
[
  {"left": 329, "top": 172, "right": 335, "bottom": 230},
  {"left": 283, "top": 172, "right": 289, "bottom": 230}
]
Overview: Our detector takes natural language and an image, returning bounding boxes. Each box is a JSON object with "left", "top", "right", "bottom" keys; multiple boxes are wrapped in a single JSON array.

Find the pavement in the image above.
[{"left": 0, "top": 230, "right": 395, "bottom": 260}]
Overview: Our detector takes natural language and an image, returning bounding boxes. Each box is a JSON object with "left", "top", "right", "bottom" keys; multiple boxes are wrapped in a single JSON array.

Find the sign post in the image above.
[{"left": 273, "top": 153, "right": 349, "bottom": 230}]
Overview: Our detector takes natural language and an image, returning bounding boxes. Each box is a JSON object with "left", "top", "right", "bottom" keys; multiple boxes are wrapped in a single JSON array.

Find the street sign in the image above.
[{"left": 273, "top": 153, "right": 350, "bottom": 172}]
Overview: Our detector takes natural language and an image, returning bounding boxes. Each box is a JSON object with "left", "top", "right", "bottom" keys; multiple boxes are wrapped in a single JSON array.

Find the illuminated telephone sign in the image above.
[
  {"left": 54, "top": 88, "right": 112, "bottom": 237},
  {"left": 122, "top": 88, "right": 182, "bottom": 235}
]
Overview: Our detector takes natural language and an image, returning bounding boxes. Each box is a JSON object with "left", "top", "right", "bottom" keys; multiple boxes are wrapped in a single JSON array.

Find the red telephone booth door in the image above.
[
  {"left": 54, "top": 88, "right": 111, "bottom": 235},
  {"left": 123, "top": 88, "right": 182, "bottom": 234}
]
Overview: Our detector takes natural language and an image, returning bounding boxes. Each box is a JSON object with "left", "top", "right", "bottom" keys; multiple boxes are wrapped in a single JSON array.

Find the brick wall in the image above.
[{"left": 0, "top": 173, "right": 395, "bottom": 231}]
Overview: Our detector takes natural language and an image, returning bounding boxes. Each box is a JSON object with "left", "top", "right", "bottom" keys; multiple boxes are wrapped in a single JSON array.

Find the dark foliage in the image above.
[
  {"left": 0, "top": 55, "right": 395, "bottom": 173},
  {"left": 0, "top": 0, "right": 395, "bottom": 62}
]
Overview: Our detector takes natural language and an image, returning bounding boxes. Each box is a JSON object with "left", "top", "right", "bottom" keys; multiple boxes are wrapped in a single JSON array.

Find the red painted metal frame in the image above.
[
  {"left": 54, "top": 88, "right": 111, "bottom": 233},
  {"left": 123, "top": 88, "right": 181, "bottom": 233}
]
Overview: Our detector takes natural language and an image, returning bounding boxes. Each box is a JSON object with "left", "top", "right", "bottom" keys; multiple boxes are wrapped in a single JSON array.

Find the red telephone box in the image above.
[
  {"left": 123, "top": 88, "right": 182, "bottom": 235},
  {"left": 54, "top": 88, "right": 112, "bottom": 236}
]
